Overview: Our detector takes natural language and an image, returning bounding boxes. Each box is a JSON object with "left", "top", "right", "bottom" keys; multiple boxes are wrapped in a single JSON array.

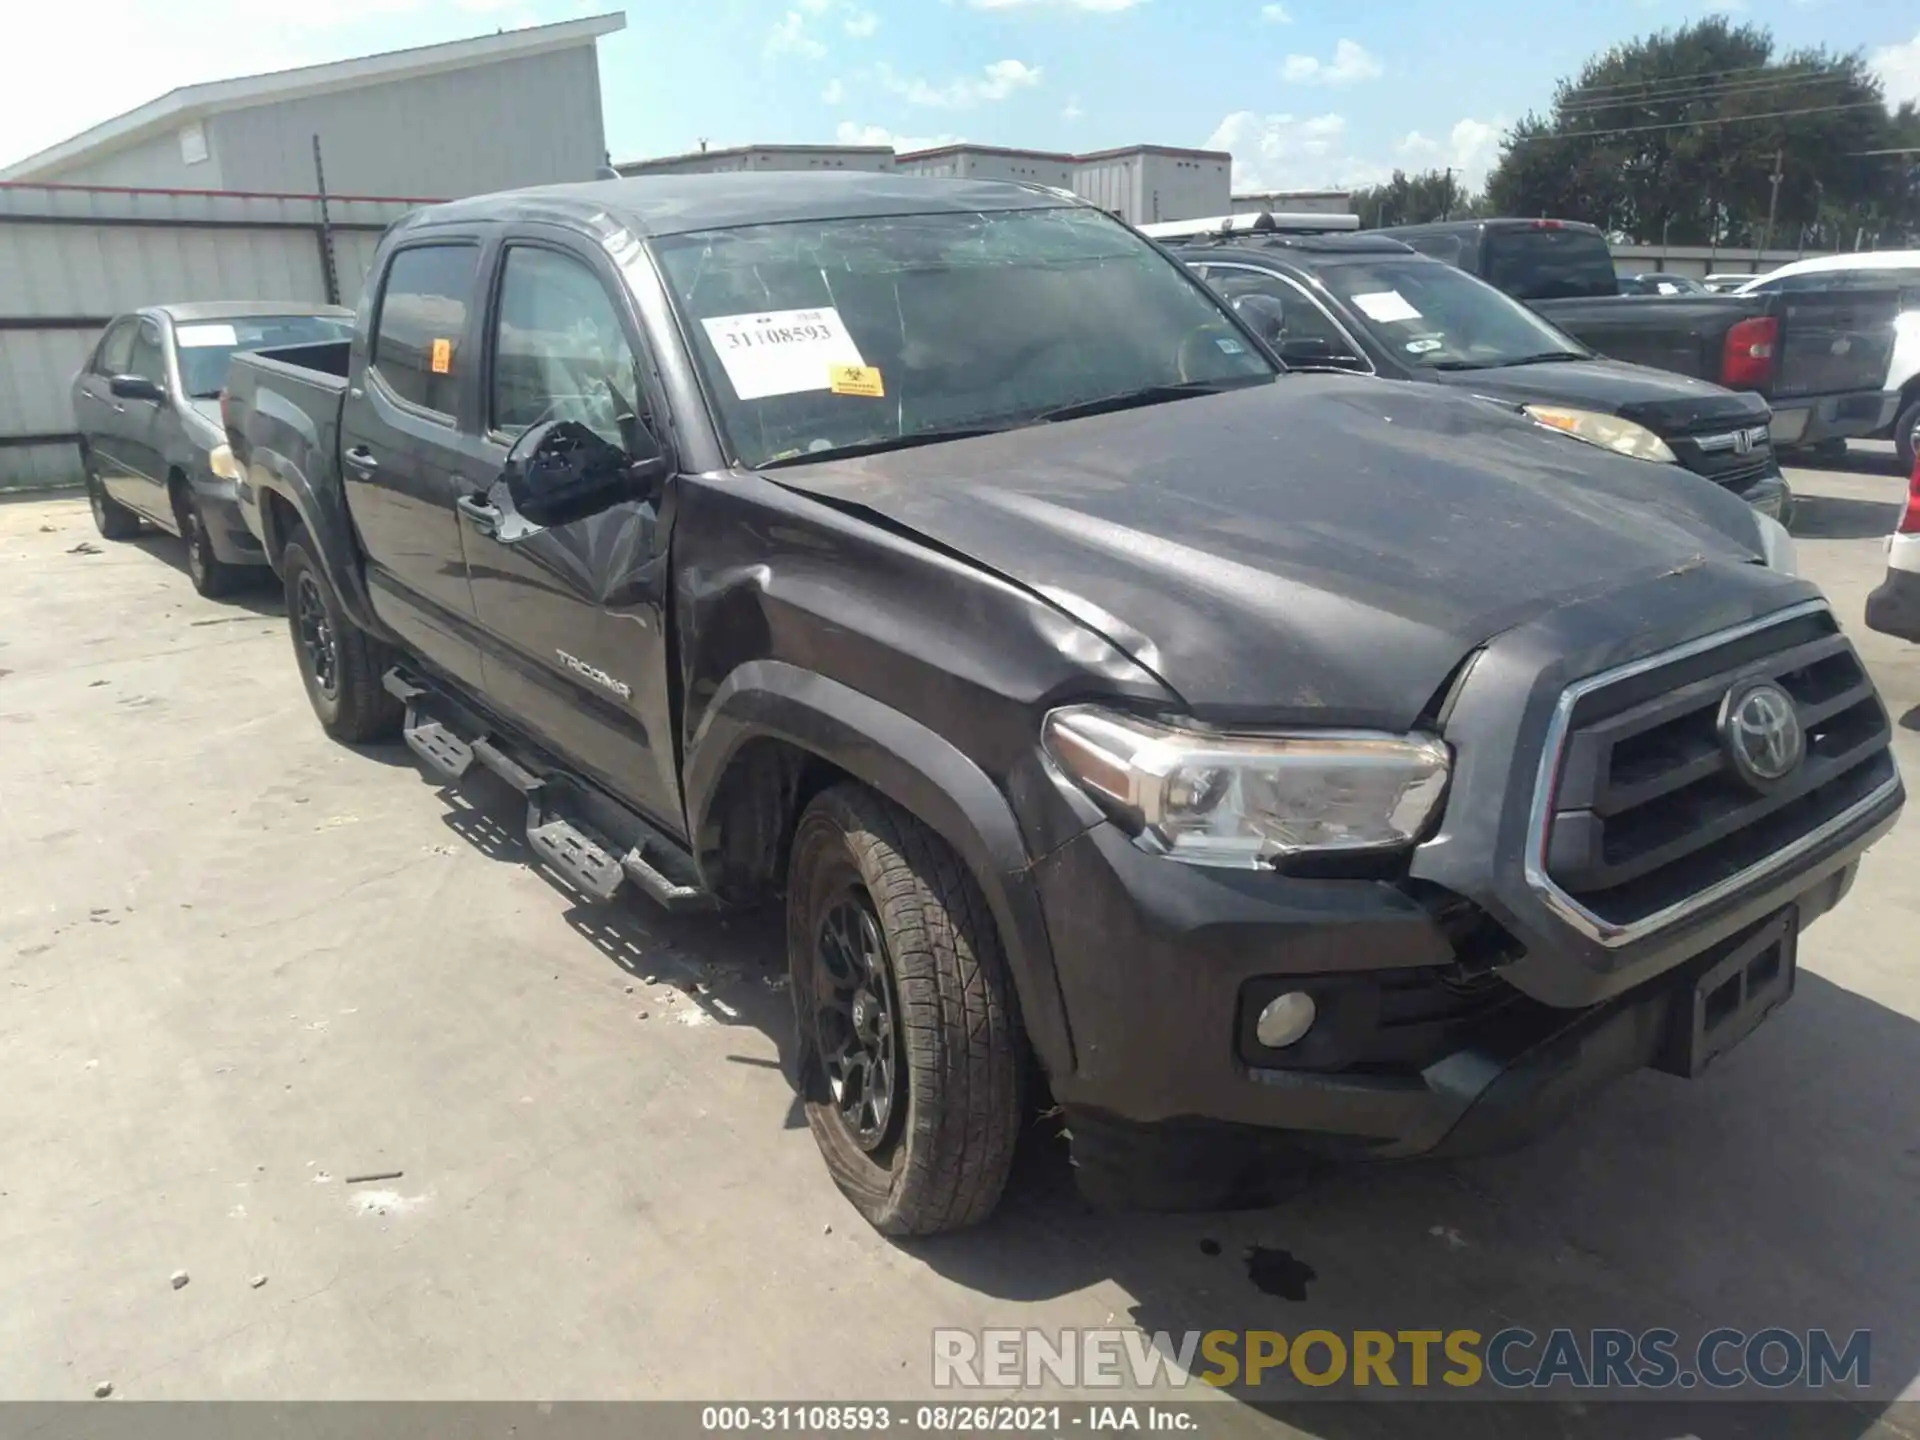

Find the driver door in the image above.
[{"left": 456, "top": 236, "right": 684, "bottom": 836}]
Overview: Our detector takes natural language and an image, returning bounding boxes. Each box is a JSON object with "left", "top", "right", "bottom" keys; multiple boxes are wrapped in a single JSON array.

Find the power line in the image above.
[
  {"left": 1511, "top": 100, "right": 1885, "bottom": 144},
  {"left": 1556, "top": 70, "right": 1850, "bottom": 114},
  {"left": 1559, "top": 59, "right": 1809, "bottom": 98}
]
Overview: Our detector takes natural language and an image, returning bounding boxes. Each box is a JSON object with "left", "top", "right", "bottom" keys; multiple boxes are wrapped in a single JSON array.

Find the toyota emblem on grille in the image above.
[{"left": 1719, "top": 680, "right": 1804, "bottom": 788}]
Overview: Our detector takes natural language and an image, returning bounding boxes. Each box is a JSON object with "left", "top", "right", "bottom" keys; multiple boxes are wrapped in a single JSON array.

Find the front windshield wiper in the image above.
[
  {"left": 1481, "top": 351, "right": 1592, "bottom": 368},
  {"left": 757, "top": 425, "right": 1010, "bottom": 469},
  {"left": 1033, "top": 377, "right": 1270, "bottom": 424}
]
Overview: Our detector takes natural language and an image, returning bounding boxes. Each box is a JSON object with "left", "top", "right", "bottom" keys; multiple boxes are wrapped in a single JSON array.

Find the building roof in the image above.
[
  {"left": 616, "top": 143, "right": 894, "bottom": 175},
  {"left": 0, "top": 12, "right": 627, "bottom": 182},
  {"left": 406, "top": 170, "right": 1075, "bottom": 241},
  {"left": 894, "top": 144, "right": 1076, "bottom": 164},
  {"left": 1075, "top": 144, "right": 1231, "bottom": 163}
]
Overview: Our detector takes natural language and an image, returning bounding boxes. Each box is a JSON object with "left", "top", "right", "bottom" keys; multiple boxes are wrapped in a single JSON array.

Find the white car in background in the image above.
[{"left": 1737, "top": 252, "right": 1920, "bottom": 470}]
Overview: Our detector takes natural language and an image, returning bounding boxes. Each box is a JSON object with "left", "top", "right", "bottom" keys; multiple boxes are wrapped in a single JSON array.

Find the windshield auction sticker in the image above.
[
  {"left": 175, "top": 323, "right": 239, "bottom": 348},
  {"left": 701, "top": 307, "right": 867, "bottom": 400}
]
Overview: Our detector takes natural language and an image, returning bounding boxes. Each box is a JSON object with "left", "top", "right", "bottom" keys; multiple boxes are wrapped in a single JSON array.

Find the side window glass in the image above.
[
  {"left": 96, "top": 321, "right": 136, "bottom": 375},
  {"left": 1206, "top": 269, "right": 1363, "bottom": 366},
  {"left": 1407, "top": 235, "right": 1465, "bottom": 268},
  {"left": 127, "top": 323, "right": 167, "bottom": 386},
  {"left": 372, "top": 244, "right": 479, "bottom": 417},
  {"left": 490, "top": 247, "right": 640, "bottom": 446}
]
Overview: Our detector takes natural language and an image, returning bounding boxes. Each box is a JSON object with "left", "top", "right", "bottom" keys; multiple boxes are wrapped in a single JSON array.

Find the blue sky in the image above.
[{"left": 5, "top": 0, "right": 1918, "bottom": 192}]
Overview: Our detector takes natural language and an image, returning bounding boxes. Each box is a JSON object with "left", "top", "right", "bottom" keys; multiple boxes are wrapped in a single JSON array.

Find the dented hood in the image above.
[{"left": 766, "top": 376, "right": 1769, "bottom": 729}]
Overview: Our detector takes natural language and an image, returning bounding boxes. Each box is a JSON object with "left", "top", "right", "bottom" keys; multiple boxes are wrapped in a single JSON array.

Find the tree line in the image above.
[{"left": 1348, "top": 16, "right": 1920, "bottom": 248}]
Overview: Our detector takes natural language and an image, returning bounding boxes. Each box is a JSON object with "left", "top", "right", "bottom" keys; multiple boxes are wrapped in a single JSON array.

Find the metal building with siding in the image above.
[
  {"left": 0, "top": 13, "right": 625, "bottom": 199},
  {"left": 616, "top": 145, "right": 895, "bottom": 178},
  {"left": 893, "top": 145, "right": 1075, "bottom": 190},
  {"left": 1070, "top": 146, "right": 1232, "bottom": 227}
]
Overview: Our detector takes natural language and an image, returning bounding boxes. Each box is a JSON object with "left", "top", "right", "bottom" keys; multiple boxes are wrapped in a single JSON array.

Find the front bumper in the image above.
[
  {"left": 1723, "top": 466, "right": 1791, "bottom": 523},
  {"left": 190, "top": 476, "right": 267, "bottom": 567},
  {"left": 1037, "top": 819, "right": 1861, "bottom": 1165},
  {"left": 1771, "top": 390, "right": 1900, "bottom": 448},
  {"left": 1866, "top": 534, "right": 1920, "bottom": 641}
]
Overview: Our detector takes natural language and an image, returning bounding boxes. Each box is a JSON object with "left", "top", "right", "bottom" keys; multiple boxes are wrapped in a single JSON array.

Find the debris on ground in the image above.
[
  {"left": 68, "top": 541, "right": 102, "bottom": 555},
  {"left": 764, "top": 976, "right": 790, "bottom": 993},
  {"left": 823, "top": 1224, "right": 833, "bottom": 1236},
  {"left": 636, "top": 1011, "right": 649, "bottom": 1021},
  {"left": 624, "top": 985, "right": 634, "bottom": 994},
  {"left": 39, "top": 524, "right": 55, "bottom": 532},
  {"left": 169, "top": 1270, "right": 189, "bottom": 1290},
  {"left": 249, "top": 1275, "right": 268, "bottom": 1289},
  {"left": 93, "top": 1381, "right": 113, "bottom": 1399},
  {"left": 88, "top": 680, "right": 109, "bottom": 688},
  {"left": 344, "top": 1170, "right": 403, "bottom": 1185},
  {"left": 642, "top": 974, "right": 657, "bottom": 985}
]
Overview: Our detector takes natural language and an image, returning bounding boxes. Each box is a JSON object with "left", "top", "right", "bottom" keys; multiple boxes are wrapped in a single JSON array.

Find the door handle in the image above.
[
  {"left": 344, "top": 445, "right": 379, "bottom": 476},
  {"left": 455, "top": 494, "right": 501, "bottom": 536}
]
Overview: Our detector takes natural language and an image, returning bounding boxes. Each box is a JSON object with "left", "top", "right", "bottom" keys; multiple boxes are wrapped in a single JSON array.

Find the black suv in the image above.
[
  {"left": 225, "top": 173, "right": 1901, "bottom": 1232},
  {"left": 1172, "top": 232, "right": 1792, "bottom": 522}
]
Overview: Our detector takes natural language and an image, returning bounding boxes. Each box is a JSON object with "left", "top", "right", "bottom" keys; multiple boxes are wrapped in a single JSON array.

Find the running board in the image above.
[{"left": 381, "top": 666, "right": 719, "bottom": 914}]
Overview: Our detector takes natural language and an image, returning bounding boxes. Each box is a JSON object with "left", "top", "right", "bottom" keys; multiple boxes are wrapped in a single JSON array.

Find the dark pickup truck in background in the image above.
[
  {"left": 1382, "top": 218, "right": 1903, "bottom": 454},
  {"left": 226, "top": 172, "right": 1901, "bottom": 1234}
]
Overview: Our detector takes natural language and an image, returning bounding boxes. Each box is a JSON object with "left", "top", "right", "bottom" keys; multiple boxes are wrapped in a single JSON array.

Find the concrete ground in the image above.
[{"left": 2, "top": 453, "right": 1917, "bottom": 1434}]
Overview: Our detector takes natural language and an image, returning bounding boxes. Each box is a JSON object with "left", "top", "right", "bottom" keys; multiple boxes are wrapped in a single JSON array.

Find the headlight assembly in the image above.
[
  {"left": 1043, "top": 706, "right": 1450, "bottom": 868},
  {"left": 1524, "top": 405, "right": 1677, "bottom": 464},
  {"left": 208, "top": 443, "right": 241, "bottom": 482}
]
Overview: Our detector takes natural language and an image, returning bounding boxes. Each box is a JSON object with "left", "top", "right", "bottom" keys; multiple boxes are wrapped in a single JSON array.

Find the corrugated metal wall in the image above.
[{"left": 0, "top": 183, "right": 419, "bottom": 490}]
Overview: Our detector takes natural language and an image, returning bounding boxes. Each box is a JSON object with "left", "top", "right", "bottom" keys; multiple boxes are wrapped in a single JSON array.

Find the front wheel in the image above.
[
  {"left": 85, "top": 467, "right": 141, "bottom": 540},
  {"left": 175, "top": 486, "right": 243, "bottom": 598},
  {"left": 281, "top": 529, "right": 402, "bottom": 743},
  {"left": 787, "top": 785, "right": 1025, "bottom": 1235}
]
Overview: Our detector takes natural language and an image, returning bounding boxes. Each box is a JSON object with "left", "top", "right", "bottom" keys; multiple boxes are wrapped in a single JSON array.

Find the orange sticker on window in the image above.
[
  {"left": 828, "top": 363, "right": 884, "bottom": 398},
  {"left": 430, "top": 338, "right": 453, "bottom": 375}
]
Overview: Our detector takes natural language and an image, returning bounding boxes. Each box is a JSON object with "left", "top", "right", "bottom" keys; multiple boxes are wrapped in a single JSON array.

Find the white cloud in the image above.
[
  {"left": 765, "top": 9, "right": 827, "bottom": 60},
  {"left": 1063, "top": 95, "right": 1085, "bottom": 121},
  {"left": 1397, "top": 115, "right": 1507, "bottom": 190},
  {"left": 835, "top": 121, "right": 962, "bottom": 154},
  {"left": 967, "top": 0, "right": 1144, "bottom": 10},
  {"left": 1260, "top": 3, "right": 1291, "bottom": 21},
  {"left": 843, "top": 8, "right": 879, "bottom": 36},
  {"left": 1280, "top": 38, "right": 1383, "bottom": 86},
  {"left": 821, "top": 77, "right": 847, "bottom": 104},
  {"left": 1872, "top": 30, "right": 1920, "bottom": 107},
  {"left": 879, "top": 59, "right": 1043, "bottom": 108},
  {"left": 1204, "top": 109, "right": 1391, "bottom": 192}
]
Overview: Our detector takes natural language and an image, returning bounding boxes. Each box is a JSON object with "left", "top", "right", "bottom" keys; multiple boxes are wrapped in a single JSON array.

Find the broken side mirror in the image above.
[
  {"left": 109, "top": 373, "right": 165, "bottom": 404},
  {"left": 504, "top": 418, "right": 671, "bottom": 531},
  {"left": 1231, "top": 293, "right": 1288, "bottom": 347}
]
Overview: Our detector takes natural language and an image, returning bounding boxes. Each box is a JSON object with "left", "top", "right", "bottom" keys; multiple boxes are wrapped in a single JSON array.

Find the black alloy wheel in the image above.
[
  {"left": 295, "top": 568, "right": 340, "bottom": 701},
  {"left": 810, "top": 893, "right": 904, "bottom": 1154}
]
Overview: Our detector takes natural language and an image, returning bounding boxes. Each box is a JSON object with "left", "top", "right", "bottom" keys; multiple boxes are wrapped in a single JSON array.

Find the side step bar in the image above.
[{"left": 382, "top": 667, "right": 718, "bottom": 913}]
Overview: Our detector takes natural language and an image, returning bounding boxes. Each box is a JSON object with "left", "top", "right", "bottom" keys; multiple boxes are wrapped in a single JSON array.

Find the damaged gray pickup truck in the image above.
[{"left": 224, "top": 172, "right": 1903, "bottom": 1234}]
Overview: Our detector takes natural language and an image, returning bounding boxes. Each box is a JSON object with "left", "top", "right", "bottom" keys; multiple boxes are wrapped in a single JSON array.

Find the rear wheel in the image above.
[
  {"left": 172, "top": 481, "right": 242, "bottom": 598},
  {"left": 1894, "top": 397, "right": 1919, "bottom": 475},
  {"left": 84, "top": 465, "right": 141, "bottom": 541},
  {"left": 281, "top": 527, "right": 403, "bottom": 743},
  {"left": 787, "top": 784, "right": 1024, "bottom": 1235}
]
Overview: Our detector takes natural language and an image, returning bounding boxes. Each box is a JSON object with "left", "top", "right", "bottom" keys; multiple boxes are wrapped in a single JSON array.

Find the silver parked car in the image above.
[{"left": 73, "top": 302, "right": 352, "bottom": 596}]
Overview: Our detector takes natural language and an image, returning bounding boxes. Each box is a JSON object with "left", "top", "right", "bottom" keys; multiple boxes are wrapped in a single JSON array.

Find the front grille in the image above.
[
  {"left": 1668, "top": 427, "right": 1777, "bottom": 489},
  {"left": 1536, "top": 605, "right": 1896, "bottom": 937}
]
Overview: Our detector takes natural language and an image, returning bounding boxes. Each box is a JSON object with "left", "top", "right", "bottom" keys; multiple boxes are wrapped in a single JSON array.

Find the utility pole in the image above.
[
  {"left": 1757, "top": 147, "right": 1783, "bottom": 264},
  {"left": 1441, "top": 166, "right": 1456, "bottom": 221}
]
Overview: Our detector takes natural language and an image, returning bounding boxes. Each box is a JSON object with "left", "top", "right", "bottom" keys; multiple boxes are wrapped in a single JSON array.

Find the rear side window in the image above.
[
  {"left": 1483, "top": 228, "right": 1618, "bottom": 301},
  {"left": 1403, "top": 233, "right": 1466, "bottom": 269},
  {"left": 372, "top": 244, "right": 479, "bottom": 416},
  {"left": 95, "top": 320, "right": 137, "bottom": 375}
]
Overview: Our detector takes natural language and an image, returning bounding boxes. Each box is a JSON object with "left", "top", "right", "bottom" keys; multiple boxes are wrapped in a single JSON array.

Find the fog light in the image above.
[{"left": 1255, "top": 991, "right": 1317, "bottom": 1050}]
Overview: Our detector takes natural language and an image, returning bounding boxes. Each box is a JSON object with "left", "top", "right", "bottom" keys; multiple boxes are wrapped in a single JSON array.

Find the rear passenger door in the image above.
[
  {"left": 457, "top": 235, "right": 684, "bottom": 834},
  {"left": 340, "top": 237, "right": 491, "bottom": 693},
  {"left": 77, "top": 320, "right": 137, "bottom": 498}
]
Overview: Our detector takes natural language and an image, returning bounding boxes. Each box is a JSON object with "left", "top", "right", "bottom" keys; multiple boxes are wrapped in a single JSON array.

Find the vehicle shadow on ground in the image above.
[
  {"left": 1803, "top": 448, "right": 1912, "bottom": 481},
  {"left": 434, "top": 769, "right": 805, "bottom": 1113},
  {"left": 130, "top": 532, "right": 285, "bottom": 618},
  {"left": 413, "top": 756, "right": 1919, "bottom": 1437},
  {"left": 898, "top": 966, "right": 1920, "bottom": 1437},
  {"left": 1791, "top": 492, "right": 1903, "bottom": 541}
]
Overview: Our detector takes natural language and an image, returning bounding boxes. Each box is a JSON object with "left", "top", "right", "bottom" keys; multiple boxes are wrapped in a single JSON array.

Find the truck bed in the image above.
[
  {"left": 1534, "top": 289, "right": 1900, "bottom": 403},
  {"left": 222, "top": 339, "right": 355, "bottom": 559}
]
